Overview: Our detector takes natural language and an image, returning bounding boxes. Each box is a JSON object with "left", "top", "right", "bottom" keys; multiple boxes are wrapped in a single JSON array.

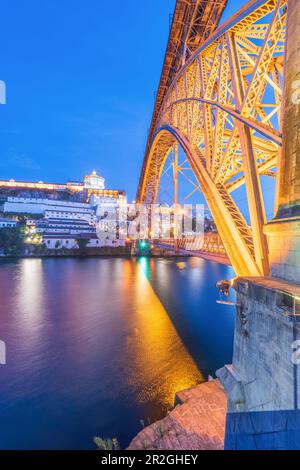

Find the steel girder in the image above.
[
  {"left": 137, "top": 0, "right": 287, "bottom": 277},
  {"left": 139, "top": 0, "right": 228, "bottom": 201}
]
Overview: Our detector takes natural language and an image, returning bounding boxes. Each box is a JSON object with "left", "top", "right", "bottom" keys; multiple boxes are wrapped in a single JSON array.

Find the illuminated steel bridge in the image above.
[
  {"left": 157, "top": 233, "right": 229, "bottom": 262},
  {"left": 137, "top": 0, "right": 287, "bottom": 277}
]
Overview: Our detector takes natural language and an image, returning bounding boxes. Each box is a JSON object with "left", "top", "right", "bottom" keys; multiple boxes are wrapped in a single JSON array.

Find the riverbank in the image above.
[
  {"left": 128, "top": 380, "right": 227, "bottom": 451},
  {"left": 1, "top": 246, "right": 130, "bottom": 258},
  {"left": 0, "top": 246, "right": 189, "bottom": 259},
  {"left": 1, "top": 240, "right": 231, "bottom": 264}
]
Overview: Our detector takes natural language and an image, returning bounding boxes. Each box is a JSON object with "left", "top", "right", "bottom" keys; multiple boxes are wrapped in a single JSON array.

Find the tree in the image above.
[
  {"left": 93, "top": 437, "right": 120, "bottom": 451},
  {"left": 55, "top": 240, "right": 62, "bottom": 250},
  {"left": 33, "top": 243, "right": 48, "bottom": 256},
  {"left": 76, "top": 238, "right": 90, "bottom": 255},
  {"left": 0, "top": 226, "right": 25, "bottom": 256}
]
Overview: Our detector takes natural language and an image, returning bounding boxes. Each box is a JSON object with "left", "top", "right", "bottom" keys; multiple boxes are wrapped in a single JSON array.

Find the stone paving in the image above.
[{"left": 128, "top": 380, "right": 227, "bottom": 451}]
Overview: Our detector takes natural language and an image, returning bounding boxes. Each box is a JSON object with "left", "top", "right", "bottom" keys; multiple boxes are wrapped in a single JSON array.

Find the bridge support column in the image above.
[
  {"left": 217, "top": 276, "right": 300, "bottom": 450},
  {"left": 217, "top": 0, "right": 300, "bottom": 449},
  {"left": 266, "top": 0, "right": 300, "bottom": 283}
]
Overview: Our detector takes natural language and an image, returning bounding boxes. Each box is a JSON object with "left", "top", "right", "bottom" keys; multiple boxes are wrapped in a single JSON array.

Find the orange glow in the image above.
[
  {"left": 87, "top": 188, "right": 124, "bottom": 197},
  {"left": 0, "top": 180, "right": 63, "bottom": 191},
  {"left": 124, "top": 258, "right": 203, "bottom": 408},
  {"left": 0, "top": 180, "right": 126, "bottom": 196}
]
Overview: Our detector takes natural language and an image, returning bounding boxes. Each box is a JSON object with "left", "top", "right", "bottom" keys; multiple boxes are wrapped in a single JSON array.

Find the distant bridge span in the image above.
[{"left": 137, "top": 0, "right": 287, "bottom": 277}]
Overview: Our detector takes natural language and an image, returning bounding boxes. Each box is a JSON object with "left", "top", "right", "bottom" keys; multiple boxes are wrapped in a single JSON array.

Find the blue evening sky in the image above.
[{"left": 0, "top": 0, "right": 249, "bottom": 201}]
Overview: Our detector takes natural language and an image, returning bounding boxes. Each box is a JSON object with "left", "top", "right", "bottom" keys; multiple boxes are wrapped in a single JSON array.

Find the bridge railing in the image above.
[{"left": 154, "top": 232, "right": 229, "bottom": 259}]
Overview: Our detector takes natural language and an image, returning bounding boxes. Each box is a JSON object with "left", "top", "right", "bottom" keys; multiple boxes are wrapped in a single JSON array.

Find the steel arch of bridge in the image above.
[{"left": 137, "top": 0, "right": 287, "bottom": 277}]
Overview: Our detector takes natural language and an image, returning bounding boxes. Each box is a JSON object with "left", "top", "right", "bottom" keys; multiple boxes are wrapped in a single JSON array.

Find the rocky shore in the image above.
[{"left": 128, "top": 380, "right": 227, "bottom": 451}]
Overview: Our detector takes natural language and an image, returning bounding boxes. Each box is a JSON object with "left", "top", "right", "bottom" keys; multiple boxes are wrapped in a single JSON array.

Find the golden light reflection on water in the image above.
[
  {"left": 0, "top": 257, "right": 233, "bottom": 448},
  {"left": 125, "top": 257, "right": 204, "bottom": 409},
  {"left": 11, "top": 258, "right": 203, "bottom": 412},
  {"left": 16, "top": 259, "right": 44, "bottom": 323}
]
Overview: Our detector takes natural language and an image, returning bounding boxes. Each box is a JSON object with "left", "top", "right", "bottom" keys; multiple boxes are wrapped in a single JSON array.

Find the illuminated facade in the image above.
[
  {"left": 0, "top": 172, "right": 127, "bottom": 244},
  {"left": 0, "top": 171, "right": 124, "bottom": 204},
  {"left": 84, "top": 170, "right": 105, "bottom": 190},
  {"left": 43, "top": 234, "right": 126, "bottom": 250},
  {"left": 3, "top": 197, "right": 95, "bottom": 222},
  {"left": 0, "top": 217, "right": 17, "bottom": 228}
]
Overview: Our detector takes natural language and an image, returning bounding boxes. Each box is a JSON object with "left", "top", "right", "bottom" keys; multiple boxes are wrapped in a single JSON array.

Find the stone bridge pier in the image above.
[{"left": 217, "top": 0, "right": 300, "bottom": 450}]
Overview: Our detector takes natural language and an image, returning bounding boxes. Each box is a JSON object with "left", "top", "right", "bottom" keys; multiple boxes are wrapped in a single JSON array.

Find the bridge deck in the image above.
[{"left": 154, "top": 242, "right": 231, "bottom": 266}]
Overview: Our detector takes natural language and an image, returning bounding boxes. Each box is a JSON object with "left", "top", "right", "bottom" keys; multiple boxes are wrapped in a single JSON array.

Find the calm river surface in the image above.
[{"left": 0, "top": 257, "right": 235, "bottom": 449}]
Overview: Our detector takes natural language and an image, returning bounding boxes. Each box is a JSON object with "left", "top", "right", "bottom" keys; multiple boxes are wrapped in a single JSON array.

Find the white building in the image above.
[
  {"left": 91, "top": 195, "right": 127, "bottom": 212},
  {"left": 43, "top": 233, "right": 126, "bottom": 250},
  {"left": 1, "top": 173, "right": 128, "bottom": 246},
  {"left": 4, "top": 197, "right": 95, "bottom": 223},
  {"left": 37, "top": 217, "right": 96, "bottom": 235},
  {"left": 44, "top": 209, "right": 95, "bottom": 224},
  {"left": 43, "top": 235, "right": 78, "bottom": 250},
  {"left": 84, "top": 170, "right": 105, "bottom": 190},
  {"left": 0, "top": 218, "right": 18, "bottom": 228}
]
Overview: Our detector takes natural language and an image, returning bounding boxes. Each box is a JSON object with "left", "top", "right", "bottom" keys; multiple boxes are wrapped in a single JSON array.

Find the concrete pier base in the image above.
[
  {"left": 217, "top": 277, "right": 300, "bottom": 450},
  {"left": 224, "top": 410, "right": 300, "bottom": 450}
]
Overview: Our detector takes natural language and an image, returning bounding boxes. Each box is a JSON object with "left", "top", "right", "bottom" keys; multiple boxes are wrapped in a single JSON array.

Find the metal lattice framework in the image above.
[
  {"left": 162, "top": 233, "right": 228, "bottom": 258},
  {"left": 137, "top": 0, "right": 287, "bottom": 277}
]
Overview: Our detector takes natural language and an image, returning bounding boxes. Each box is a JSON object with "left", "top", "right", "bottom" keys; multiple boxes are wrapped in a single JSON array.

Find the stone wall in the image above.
[
  {"left": 217, "top": 277, "right": 300, "bottom": 449},
  {"left": 216, "top": 0, "right": 300, "bottom": 449},
  {"left": 277, "top": 0, "right": 300, "bottom": 216},
  {"left": 265, "top": 218, "right": 300, "bottom": 283}
]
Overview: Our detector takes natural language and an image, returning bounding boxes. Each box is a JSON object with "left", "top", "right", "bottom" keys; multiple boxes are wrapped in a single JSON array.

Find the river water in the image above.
[{"left": 0, "top": 257, "right": 235, "bottom": 449}]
